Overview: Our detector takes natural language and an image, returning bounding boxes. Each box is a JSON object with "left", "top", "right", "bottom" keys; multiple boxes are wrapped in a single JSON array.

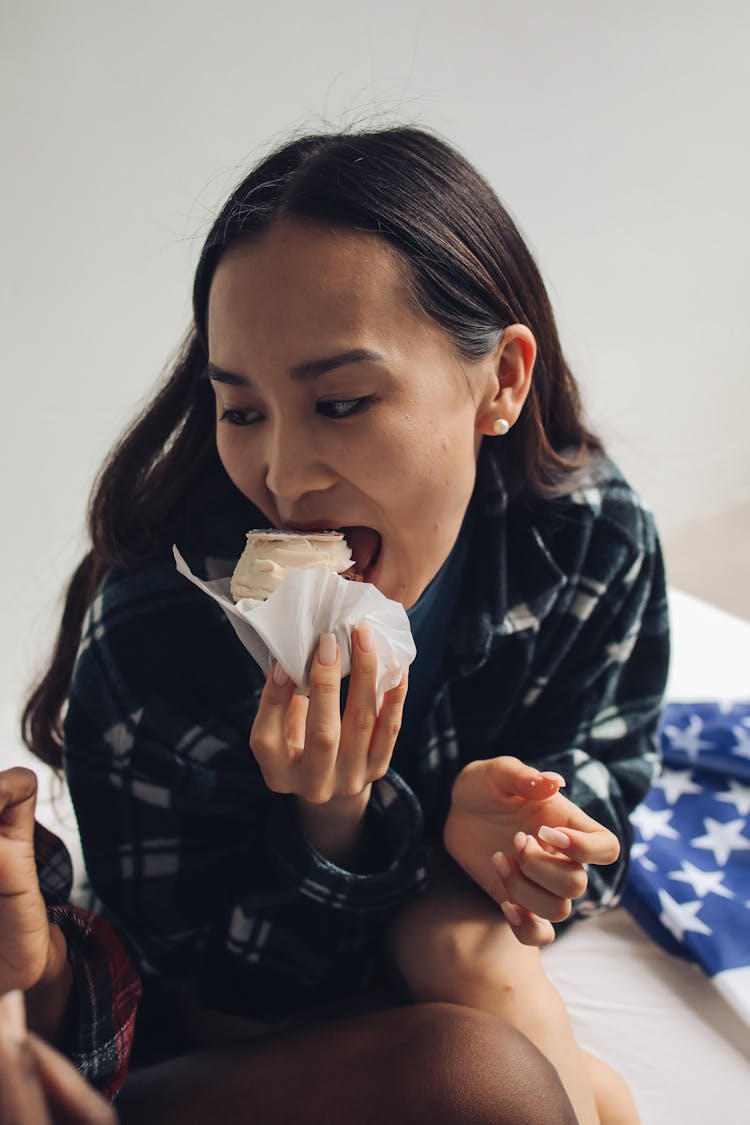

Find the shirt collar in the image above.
[{"left": 449, "top": 449, "right": 566, "bottom": 677}]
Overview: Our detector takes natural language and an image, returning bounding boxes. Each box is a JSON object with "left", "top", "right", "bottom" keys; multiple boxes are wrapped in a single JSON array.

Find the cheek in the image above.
[
  {"left": 428, "top": 417, "right": 480, "bottom": 485},
  {"left": 215, "top": 428, "right": 261, "bottom": 499},
  {"left": 360, "top": 407, "right": 477, "bottom": 500}
]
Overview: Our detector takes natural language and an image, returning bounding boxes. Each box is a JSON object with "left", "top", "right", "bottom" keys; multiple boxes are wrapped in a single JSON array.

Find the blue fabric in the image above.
[
  {"left": 624, "top": 701, "right": 750, "bottom": 1023},
  {"left": 399, "top": 503, "right": 475, "bottom": 748}
]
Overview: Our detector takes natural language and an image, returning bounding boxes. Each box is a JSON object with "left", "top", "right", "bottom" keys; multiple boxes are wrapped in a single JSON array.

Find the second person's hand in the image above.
[
  {"left": 249, "top": 620, "right": 408, "bottom": 863},
  {"left": 0, "top": 769, "right": 53, "bottom": 996}
]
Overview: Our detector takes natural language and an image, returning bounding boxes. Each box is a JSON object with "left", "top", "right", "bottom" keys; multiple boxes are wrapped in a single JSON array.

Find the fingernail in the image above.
[
  {"left": 318, "top": 632, "right": 337, "bottom": 667},
  {"left": 500, "top": 901, "right": 521, "bottom": 927},
  {"left": 0, "top": 990, "right": 26, "bottom": 1042},
  {"left": 514, "top": 831, "right": 527, "bottom": 851},
  {"left": 492, "top": 851, "right": 511, "bottom": 878},
  {"left": 355, "top": 618, "right": 375, "bottom": 653},
  {"left": 272, "top": 662, "right": 290, "bottom": 686},
  {"left": 540, "top": 771, "right": 567, "bottom": 787},
  {"left": 538, "top": 825, "right": 571, "bottom": 849}
]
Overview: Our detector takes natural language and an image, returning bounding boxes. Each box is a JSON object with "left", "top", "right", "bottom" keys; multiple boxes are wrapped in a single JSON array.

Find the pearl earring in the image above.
[{"left": 493, "top": 418, "right": 510, "bottom": 436}]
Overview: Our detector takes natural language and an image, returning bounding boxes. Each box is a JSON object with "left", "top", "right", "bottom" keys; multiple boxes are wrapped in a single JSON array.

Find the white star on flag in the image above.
[
  {"left": 653, "top": 769, "right": 702, "bottom": 805},
  {"left": 731, "top": 724, "right": 750, "bottom": 760},
  {"left": 657, "top": 889, "right": 713, "bottom": 942},
  {"left": 662, "top": 715, "right": 714, "bottom": 762},
  {"left": 667, "top": 860, "right": 735, "bottom": 900},
  {"left": 690, "top": 817, "right": 750, "bottom": 866},
  {"left": 631, "top": 805, "right": 679, "bottom": 842},
  {"left": 630, "top": 842, "right": 650, "bottom": 861},
  {"left": 715, "top": 779, "right": 750, "bottom": 817}
]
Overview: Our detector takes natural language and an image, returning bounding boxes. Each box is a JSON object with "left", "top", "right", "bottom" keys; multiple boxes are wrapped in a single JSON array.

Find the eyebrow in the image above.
[{"left": 204, "top": 348, "right": 385, "bottom": 386}]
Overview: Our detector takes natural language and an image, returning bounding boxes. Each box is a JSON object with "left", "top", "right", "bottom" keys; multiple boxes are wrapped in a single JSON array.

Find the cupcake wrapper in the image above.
[{"left": 173, "top": 546, "right": 416, "bottom": 703}]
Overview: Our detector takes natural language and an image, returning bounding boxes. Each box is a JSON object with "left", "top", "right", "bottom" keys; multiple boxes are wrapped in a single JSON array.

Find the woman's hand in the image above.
[
  {"left": 0, "top": 990, "right": 117, "bottom": 1124},
  {"left": 443, "top": 756, "right": 620, "bottom": 947},
  {"left": 250, "top": 621, "right": 408, "bottom": 863}
]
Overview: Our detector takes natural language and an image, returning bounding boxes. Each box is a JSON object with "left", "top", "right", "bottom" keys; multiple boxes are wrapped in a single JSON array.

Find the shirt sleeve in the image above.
[
  {"left": 46, "top": 905, "right": 142, "bottom": 1099},
  {"left": 62, "top": 565, "right": 427, "bottom": 1024},
  {"left": 508, "top": 501, "right": 670, "bottom": 919},
  {"left": 35, "top": 824, "right": 141, "bottom": 1099}
]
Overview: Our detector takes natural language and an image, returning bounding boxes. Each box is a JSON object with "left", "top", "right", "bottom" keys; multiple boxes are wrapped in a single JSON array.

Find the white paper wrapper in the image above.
[{"left": 173, "top": 546, "right": 415, "bottom": 702}]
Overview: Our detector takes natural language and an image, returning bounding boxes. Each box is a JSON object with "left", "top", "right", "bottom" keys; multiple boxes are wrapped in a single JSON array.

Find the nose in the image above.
[{"left": 263, "top": 419, "right": 337, "bottom": 504}]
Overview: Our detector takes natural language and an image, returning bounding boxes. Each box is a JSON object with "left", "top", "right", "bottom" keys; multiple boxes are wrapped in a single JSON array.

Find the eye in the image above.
[
  {"left": 317, "top": 396, "right": 374, "bottom": 419},
  {"left": 219, "top": 407, "right": 263, "bottom": 426}
]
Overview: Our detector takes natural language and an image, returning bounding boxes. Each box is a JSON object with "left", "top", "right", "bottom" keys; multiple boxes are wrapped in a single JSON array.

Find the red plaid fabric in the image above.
[{"left": 37, "top": 822, "right": 141, "bottom": 1098}]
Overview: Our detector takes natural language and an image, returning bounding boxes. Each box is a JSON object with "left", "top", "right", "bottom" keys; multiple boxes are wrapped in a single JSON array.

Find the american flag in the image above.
[{"left": 624, "top": 702, "right": 750, "bottom": 1025}]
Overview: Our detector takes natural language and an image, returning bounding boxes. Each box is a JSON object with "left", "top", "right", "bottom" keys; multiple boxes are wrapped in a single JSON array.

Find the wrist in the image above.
[
  {"left": 25, "top": 923, "right": 73, "bottom": 1043},
  {"left": 297, "top": 786, "right": 372, "bottom": 866},
  {"left": 38, "top": 922, "right": 68, "bottom": 988}
]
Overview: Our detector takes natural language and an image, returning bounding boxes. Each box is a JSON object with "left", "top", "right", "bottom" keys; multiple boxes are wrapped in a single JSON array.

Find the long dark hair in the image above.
[{"left": 22, "top": 124, "right": 601, "bottom": 768}]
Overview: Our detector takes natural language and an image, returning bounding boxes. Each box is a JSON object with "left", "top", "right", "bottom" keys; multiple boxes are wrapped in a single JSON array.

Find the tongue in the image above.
[{"left": 342, "top": 527, "right": 381, "bottom": 576}]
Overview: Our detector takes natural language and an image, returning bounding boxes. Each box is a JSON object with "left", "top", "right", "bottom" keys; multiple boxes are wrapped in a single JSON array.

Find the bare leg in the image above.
[
  {"left": 582, "top": 1051, "right": 641, "bottom": 1125},
  {"left": 387, "top": 861, "right": 606, "bottom": 1125},
  {"left": 116, "top": 1003, "right": 577, "bottom": 1125}
]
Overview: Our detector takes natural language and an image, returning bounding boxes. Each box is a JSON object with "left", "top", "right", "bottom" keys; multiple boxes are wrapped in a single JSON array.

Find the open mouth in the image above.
[{"left": 340, "top": 526, "right": 382, "bottom": 581}]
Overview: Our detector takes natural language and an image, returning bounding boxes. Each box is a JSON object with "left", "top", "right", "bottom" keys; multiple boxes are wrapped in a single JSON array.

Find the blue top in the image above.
[{"left": 398, "top": 502, "right": 475, "bottom": 747}]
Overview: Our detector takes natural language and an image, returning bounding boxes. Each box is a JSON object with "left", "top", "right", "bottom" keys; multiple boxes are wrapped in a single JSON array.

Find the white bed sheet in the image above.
[
  {"left": 544, "top": 587, "right": 750, "bottom": 1122},
  {"left": 544, "top": 902, "right": 750, "bottom": 1122},
  {"left": 2, "top": 586, "right": 749, "bottom": 1119}
]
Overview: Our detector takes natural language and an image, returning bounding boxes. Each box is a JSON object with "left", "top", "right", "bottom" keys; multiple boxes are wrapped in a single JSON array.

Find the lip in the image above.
[{"left": 279, "top": 519, "right": 342, "bottom": 533}]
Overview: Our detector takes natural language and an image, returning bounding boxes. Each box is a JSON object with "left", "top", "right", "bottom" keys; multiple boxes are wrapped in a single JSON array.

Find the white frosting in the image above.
[{"left": 230, "top": 530, "right": 354, "bottom": 601}]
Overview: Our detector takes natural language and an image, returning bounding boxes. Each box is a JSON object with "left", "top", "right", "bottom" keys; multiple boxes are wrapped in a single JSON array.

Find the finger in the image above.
[
  {"left": 486, "top": 757, "right": 564, "bottom": 802},
  {"left": 512, "top": 833, "right": 589, "bottom": 901},
  {"left": 535, "top": 824, "right": 621, "bottom": 866},
  {"left": 0, "top": 990, "right": 54, "bottom": 1124},
  {"left": 368, "top": 669, "right": 408, "bottom": 781},
  {"left": 27, "top": 1033, "right": 118, "bottom": 1123},
  {"left": 284, "top": 693, "right": 309, "bottom": 752},
  {"left": 249, "top": 666, "right": 297, "bottom": 792},
  {"left": 0, "top": 769, "right": 38, "bottom": 839},
  {"left": 337, "top": 620, "right": 379, "bottom": 794},
  {"left": 492, "top": 850, "right": 573, "bottom": 923},
  {"left": 300, "top": 633, "right": 342, "bottom": 801},
  {"left": 498, "top": 900, "right": 556, "bottom": 948}
]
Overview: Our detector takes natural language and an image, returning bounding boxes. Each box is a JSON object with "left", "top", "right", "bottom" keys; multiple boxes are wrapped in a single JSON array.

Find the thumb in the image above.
[
  {"left": 487, "top": 756, "right": 566, "bottom": 801},
  {"left": 28, "top": 1033, "right": 119, "bottom": 1123},
  {"left": 0, "top": 768, "right": 39, "bottom": 841}
]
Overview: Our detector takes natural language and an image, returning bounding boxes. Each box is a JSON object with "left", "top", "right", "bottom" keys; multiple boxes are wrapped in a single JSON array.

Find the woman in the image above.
[{"left": 18, "top": 125, "right": 668, "bottom": 1122}]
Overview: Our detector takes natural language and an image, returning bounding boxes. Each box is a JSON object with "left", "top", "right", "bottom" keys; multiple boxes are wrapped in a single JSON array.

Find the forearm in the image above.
[{"left": 24, "top": 922, "right": 73, "bottom": 1044}]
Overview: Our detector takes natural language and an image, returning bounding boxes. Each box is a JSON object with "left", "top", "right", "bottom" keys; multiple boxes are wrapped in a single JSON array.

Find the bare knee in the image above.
[
  {"left": 388, "top": 888, "right": 542, "bottom": 1015},
  {"left": 119, "top": 1002, "right": 577, "bottom": 1125},
  {"left": 385, "top": 1003, "right": 577, "bottom": 1125},
  {"left": 584, "top": 1050, "right": 641, "bottom": 1125}
]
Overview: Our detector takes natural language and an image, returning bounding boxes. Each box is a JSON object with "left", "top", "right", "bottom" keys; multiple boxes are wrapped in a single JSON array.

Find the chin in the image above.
[{"left": 376, "top": 574, "right": 425, "bottom": 611}]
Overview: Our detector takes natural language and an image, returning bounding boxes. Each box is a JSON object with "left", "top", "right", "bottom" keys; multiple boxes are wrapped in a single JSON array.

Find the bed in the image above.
[
  {"left": 1, "top": 587, "right": 748, "bottom": 1120},
  {"left": 543, "top": 588, "right": 750, "bottom": 1121}
]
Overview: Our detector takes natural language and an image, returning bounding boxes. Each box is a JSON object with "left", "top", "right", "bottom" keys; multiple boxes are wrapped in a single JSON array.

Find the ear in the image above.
[{"left": 477, "top": 325, "right": 536, "bottom": 436}]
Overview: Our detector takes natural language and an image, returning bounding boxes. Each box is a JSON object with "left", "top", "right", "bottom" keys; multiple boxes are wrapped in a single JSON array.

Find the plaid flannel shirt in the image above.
[
  {"left": 62, "top": 450, "right": 669, "bottom": 1049},
  {"left": 35, "top": 822, "right": 141, "bottom": 1097}
]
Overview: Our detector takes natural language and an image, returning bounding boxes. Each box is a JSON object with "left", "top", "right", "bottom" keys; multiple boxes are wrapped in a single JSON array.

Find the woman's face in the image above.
[{"left": 206, "top": 218, "right": 497, "bottom": 609}]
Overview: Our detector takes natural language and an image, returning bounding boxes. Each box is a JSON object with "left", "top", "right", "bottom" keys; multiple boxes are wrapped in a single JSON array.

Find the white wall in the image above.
[{"left": 2, "top": 0, "right": 749, "bottom": 716}]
